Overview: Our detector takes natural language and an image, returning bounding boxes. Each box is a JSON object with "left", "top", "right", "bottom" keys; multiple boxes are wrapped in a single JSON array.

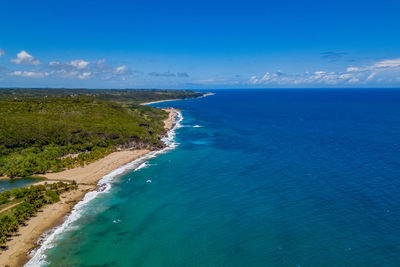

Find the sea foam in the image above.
[
  {"left": 25, "top": 110, "right": 183, "bottom": 267},
  {"left": 135, "top": 162, "right": 150, "bottom": 171}
]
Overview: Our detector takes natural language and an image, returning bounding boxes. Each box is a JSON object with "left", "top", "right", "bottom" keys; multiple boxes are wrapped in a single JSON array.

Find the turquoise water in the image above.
[
  {"left": 31, "top": 90, "right": 400, "bottom": 266},
  {"left": 0, "top": 177, "right": 42, "bottom": 192}
]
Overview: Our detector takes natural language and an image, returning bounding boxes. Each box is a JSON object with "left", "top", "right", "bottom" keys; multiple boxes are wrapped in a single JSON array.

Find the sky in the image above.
[{"left": 0, "top": 0, "right": 400, "bottom": 89}]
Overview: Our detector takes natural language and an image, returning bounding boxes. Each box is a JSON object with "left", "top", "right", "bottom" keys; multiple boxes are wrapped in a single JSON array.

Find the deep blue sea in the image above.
[{"left": 29, "top": 90, "right": 400, "bottom": 266}]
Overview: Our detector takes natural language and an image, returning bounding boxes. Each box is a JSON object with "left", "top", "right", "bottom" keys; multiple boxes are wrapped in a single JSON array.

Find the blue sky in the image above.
[{"left": 0, "top": 0, "right": 400, "bottom": 88}]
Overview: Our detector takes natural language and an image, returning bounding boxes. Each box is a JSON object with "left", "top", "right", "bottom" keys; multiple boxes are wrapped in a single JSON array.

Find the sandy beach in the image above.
[
  {"left": 140, "top": 98, "right": 182, "bottom": 106},
  {"left": 0, "top": 108, "right": 178, "bottom": 267},
  {"left": 162, "top": 108, "right": 178, "bottom": 130}
]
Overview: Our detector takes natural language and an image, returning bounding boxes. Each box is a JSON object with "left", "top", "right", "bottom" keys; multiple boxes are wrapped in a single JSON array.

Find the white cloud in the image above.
[
  {"left": 49, "top": 61, "right": 61, "bottom": 66},
  {"left": 367, "top": 72, "right": 377, "bottom": 81},
  {"left": 373, "top": 58, "right": 400, "bottom": 68},
  {"left": 260, "top": 72, "right": 272, "bottom": 82},
  {"left": 78, "top": 72, "right": 92, "bottom": 79},
  {"left": 11, "top": 70, "right": 48, "bottom": 78},
  {"left": 314, "top": 71, "right": 326, "bottom": 75},
  {"left": 54, "top": 69, "right": 79, "bottom": 78},
  {"left": 250, "top": 71, "right": 295, "bottom": 85},
  {"left": 48, "top": 59, "right": 90, "bottom": 70},
  {"left": 6, "top": 55, "right": 134, "bottom": 81},
  {"left": 249, "top": 76, "right": 258, "bottom": 84},
  {"left": 348, "top": 77, "right": 360, "bottom": 84},
  {"left": 69, "top": 59, "right": 90, "bottom": 69},
  {"left": 10, "top": 50, "right": 40, "bottom": 65},
  {"left": 346, "top": 67, "right": 359, "bottom": 72},
  {"left": 339, "top": 74, "right": 352, "bottom": 79},
  {"left": 0, "top": 49, "right": 4, "bottom": 57},
  {"left": 44, "top": 59, "right": 132, "bottom": 80},
  {"left": 115, "top": 65, "right": 130, "bottom": 75},
  {"left": 347, "top": 58, "right": 400, "bottom": 72}
]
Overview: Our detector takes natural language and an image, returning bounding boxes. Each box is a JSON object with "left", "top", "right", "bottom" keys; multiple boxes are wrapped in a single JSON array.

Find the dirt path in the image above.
[{"left": 0, "top": 201, "right": 23, "bottom": 214}]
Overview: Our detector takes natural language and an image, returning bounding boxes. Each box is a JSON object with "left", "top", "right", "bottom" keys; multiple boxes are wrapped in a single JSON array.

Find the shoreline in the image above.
[
  {"left": 140, "top": 98, "right": 182, "bottom": 105},
  {"left": 140, "top": 93, "right": 214, "bottom": 106},
  {"left": 0, "top": 107, "right": 180, "bottom": 267}
]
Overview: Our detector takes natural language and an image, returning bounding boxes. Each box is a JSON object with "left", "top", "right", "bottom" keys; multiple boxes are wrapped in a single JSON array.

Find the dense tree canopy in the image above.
[
  {"left": 0, "top": 182, "right": 76, "bottom": 244},
  {"left": 0, "top": 89, "right": 202, "bottom": 177}
]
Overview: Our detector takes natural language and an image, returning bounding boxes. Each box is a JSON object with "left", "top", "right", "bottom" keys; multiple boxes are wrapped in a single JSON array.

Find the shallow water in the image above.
[
  {"left": 0, "top": 177, "right": 42, "bottom": 192},
  {"left": 32, "top": 90, "right": 400, "bottom": 266}
]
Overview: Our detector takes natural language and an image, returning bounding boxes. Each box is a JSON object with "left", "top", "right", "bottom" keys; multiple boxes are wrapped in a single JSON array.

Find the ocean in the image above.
[{"left": 28, "top": 89, "right": 400, "bottom": 266}]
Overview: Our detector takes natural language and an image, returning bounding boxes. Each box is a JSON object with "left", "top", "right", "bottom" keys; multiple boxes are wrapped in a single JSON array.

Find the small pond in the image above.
[{"left": 0, "top": 177, "right": 43, "bottom": 192}]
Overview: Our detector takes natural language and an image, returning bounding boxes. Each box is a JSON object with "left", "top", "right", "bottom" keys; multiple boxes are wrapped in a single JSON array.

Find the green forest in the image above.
[
  {"left": 0, "top": 182, "right": 77, "bottom": 244},
  {"left": 0, "top": 89, "right": 203, "bottom": 177}
]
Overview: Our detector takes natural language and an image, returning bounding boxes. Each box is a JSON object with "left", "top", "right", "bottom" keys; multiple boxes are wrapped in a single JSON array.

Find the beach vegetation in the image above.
[{"left": 0, "top": 182, "right": 75, "bottom": 244}]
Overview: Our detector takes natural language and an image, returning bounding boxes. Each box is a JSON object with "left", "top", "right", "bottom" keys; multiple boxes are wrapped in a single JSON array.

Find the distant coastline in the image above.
[
  {"left": 141, "top": 98, "right": 183, "bottom": 105},
  {"left": 141, "top": 92, "right": 215, "bottom": 106}
]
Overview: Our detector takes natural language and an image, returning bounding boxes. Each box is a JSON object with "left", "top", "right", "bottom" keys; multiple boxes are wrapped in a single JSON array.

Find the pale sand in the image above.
[
  {"left": 0, "top": 108, "right": 177, "bottom": 267},
  {"left": 163, "top": 108, "right": 178, "bottom": 130},
  {"left": 41, "top": 149, "right": 150, "bottom": 185},
  {"left": 140, "top": 98, "right": 181, "bottom": 105}
]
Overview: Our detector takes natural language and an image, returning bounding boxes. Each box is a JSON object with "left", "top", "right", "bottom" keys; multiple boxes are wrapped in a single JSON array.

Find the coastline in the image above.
[
  {"left": 140, "top": 93, "right": 214, "bottom": 106},
  {"left": 140, "top": 98, "right": 182, "bottom": 106},
  {"left": 0, "top": 107, "right": 180, "bottom": 267}
]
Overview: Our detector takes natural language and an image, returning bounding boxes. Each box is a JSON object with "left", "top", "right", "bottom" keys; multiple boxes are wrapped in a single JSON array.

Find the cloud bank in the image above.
[
  {"left": 249, "top": 58, "right": 400, "bottom": 86},
  {"left": 148, "top": 71, "right": 189, "bottom": 78},
  {"left": 2, "top": 51, "right": 190, "bottom": 84},
  {"left": 1, "top": 49, "right": 400, "bottom": 87},
  {"left": 7, "top": 55, "right": 134, "bottom": 80}
]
